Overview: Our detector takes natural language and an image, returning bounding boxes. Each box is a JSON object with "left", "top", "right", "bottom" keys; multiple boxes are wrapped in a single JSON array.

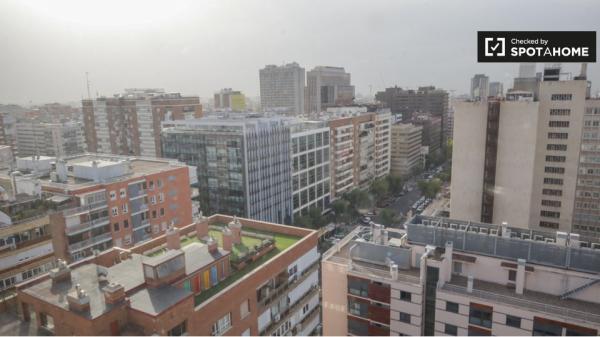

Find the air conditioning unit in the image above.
[
  {"left": 534, "top": 235, "right": 544, "bottom": 241},
  {"left": 490, "top": 229, "right": 498, "bottom": 236},
  {"left": 556, "top": 231, "right": 568, "bottom": 246},
  {"left": 274, "top": 314, "right": 281, "bottom": 322},
  {"left": 450, "top": 223, "right": 458, "bottom": 230},
  {"left": 479, "top": 228, "right": 488, "bottom": 234},
  {"left": 545, "top": 238, "right": 556, "bottom": 244},
  {"left": 422, "top": 220, "right": 430, "bottom": 226},
  {"left": 591, "top": 243, "right": 600, "bottom": 250},
  {"left": 459, "top": 224, "right": 468, "bottom": 231},
  {"left": 469, "top": 226, "right": 478, "bottom": 232},
  {"left": 431, "top": 221, "right": 439, "bottom": 227},
  {"left": 521, "top": 233, "right": 530, "bottom": 240}
]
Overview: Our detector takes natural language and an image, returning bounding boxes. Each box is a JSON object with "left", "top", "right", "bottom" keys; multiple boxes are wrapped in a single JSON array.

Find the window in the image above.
[
  {"left": 399, "top": 312, "right": 411, "bottom": 323},
  {"left": 540, "top": 221, "right": 559, "bottom": 229},
  {"left": 113, "top": 223, "right": 120, "bottom": 231},
  {"left": 400, "top": 291, "right": 411, "bottom": 302},
  {"left": 445, "top": 324, "right": 458, "bottom": 336},
  {"left": 550, "top": 108, "right": 571, "bottom": 115},
  {"left": 211, "top": 312, "right": 231, "bottom": 336},
  {"left": 159, "top": 193, "right": 164, "bottom": 202},
  {"left": 120, "top": 188, "right": 126, "bottom": 198},
  {"left": 240, "top": 299, "right": 250, "bottom": 319},
  {"left": 111, "top": 207, "right": 118, "bottom": 216},
  {"left": 150, "top": 195, "right": 157, "bottom": 204},
  {"left": 446, "top": 301, "right": 459, "bottom": 313},
  {"left": 109, "top": 190, "right": 117, "bottom": 200},
  {"left": 124, "top": 235, "right": 132, "bottom": 245},
  {"left": 543, "top": 177, "right": 564, "bottom": 185},
  {"left": 123, "top": 219, "right": 129, "bottom": 228},
  {"left": 160, "top": 208, "right": 165, "bottom": 217},
  {"left": 168, "top": 321, "right": 187, "bottom": 336},
  {"left": 545, "top": 166, "right": 565, "bottom": 174},
  {"left": 149, "top": 180, "right": 154, "bottom": 190},
  {"left": 542, "top": 199, "right": 561, "bottom": 207},
  {"left": 508, "top": 269, "right": 516, "bottom": 282},
  {"left": 548, "top": 132, "right": 568, "bottom": 139},
  {"left": 545, "top": 155, "right": 566, "bottom": 162},
  {"left": 302, "top": 303, "right": 309, "bottom": 314},
  {"left": 542, "top": 188, "right": 562, "bottom": 196},
  {"left": 122, "top": 204, "right": 128, "bottom": 214},
  {"left": 452, "top": 262, "right": 462, "bottom": 274},
  {"left": 541, "top": 210, "right": 560, "bottom": 218},
  {"left": 469, "top": 305, "right": 492, "bottom": 328},
  {"left": 506, "top": 315, "right": 521, "bottom": 328},
  {"left": 157, "top": 179, "right": 163, "bottom": 188}
]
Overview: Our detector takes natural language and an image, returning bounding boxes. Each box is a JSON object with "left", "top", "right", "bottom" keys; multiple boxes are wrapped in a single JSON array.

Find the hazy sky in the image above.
[{"left": 0, "top": 0, "right": 599, "bottom": 105}]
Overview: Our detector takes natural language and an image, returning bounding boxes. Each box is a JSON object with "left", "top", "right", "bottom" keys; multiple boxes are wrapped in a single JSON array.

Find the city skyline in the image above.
[{"left": 0, "top": 0, "right": 599, "bottom": 105}]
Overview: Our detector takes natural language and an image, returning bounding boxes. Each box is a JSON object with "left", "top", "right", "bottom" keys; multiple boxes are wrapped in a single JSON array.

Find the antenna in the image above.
[{"left": 85, "top": 72, "right": 91, "bottom": 100}]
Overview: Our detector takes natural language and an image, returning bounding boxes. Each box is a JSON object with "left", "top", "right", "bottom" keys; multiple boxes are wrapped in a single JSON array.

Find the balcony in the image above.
[
  {"left": 68, "top": 232, "right": 112, "bottom": 253},
  {"left": 258, "top": 260, "right": 319, "bottom": 309},
  {"left": 65, "top": 216, "right": 110, "bottom": 236},
  {"left": 263, "top": 284, "right": 320, "bottom": 335},
  {"left": 62, "top": 202, "right": 107, "bottom": 217}
]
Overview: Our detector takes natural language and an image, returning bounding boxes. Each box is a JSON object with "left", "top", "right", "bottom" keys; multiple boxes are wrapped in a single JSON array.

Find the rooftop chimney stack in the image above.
[
  {"left": 196, "top": 219, "right": 208, "bottom": 239},
  {"left": 166, "top": 226, "right": 181, "bottom": 250},
  {"left": 103, "top": 282, "right": 126, "bottom": 305},
  {"left": 207, "top": 236, "right": 218, "bottom": 254},
  {"left": 49, "top": 259, "right": 71, "bottom": 284},
  {"left": 228, "top": 216, "right": 242, "bottom": 244},
  {"left": 222, "top": 228, "right": 233, "bottom": 251},
  {"left": 67, "top": 284, "right": 91, "bottom": 313}
]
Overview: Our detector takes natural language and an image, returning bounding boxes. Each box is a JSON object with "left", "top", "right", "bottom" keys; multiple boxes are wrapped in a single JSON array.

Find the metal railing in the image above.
[
  {"left": 68, "top": 232, "right": 112, "bottom": 252},
  {"left": 263, "top": 285, "right": 320, "bottom": 335},
  {"left": 62, "top": 201, "right": 107, "bottom": 217},
  {"left": 258, "top": 261, "right": 319, "bottom": 309},
  {"left": 441, "top": 283, "right": 600, "bottom": 324},
  {"left": 65, "top": 216, "right": 109, "bottom": 235}
]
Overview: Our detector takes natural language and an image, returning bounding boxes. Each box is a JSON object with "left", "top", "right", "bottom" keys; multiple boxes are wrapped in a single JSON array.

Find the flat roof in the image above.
[{"left": 129, "top": 286, "right": 192, "bottom": 316}]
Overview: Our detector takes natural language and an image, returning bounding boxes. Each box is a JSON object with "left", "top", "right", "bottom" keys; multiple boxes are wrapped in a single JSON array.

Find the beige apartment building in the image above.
[
  {"left": 324, "top": 107, "right": 391, "bottom": 199},
  {"left": 390, "top": 123, "right": 423, "bottom": 177},
  {"left": 451, "top": 69, "right": 590, "bottom": 233},
  {"left": 322, "top": 215, "right": 600, "bottom": 336}
]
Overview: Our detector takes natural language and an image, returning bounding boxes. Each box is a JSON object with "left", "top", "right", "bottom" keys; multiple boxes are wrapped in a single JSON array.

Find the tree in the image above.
[
  {"left": 410, "top": 164, "right": 423, "bottom": 178},
  {"left": 330, "top": 199, "right": 350, "bottom": 223},
  {"left": 379, "top": 208, "right": 396, "bottom": 226},
  {"left": 370, "top": 178, "right": 389, "bottom": 203},
  {"left": 293, "top": 214, "right": 312, "bottom": 228},
  {"left": 387, "top": 174, "right": 404, "bottom": 195},
  {"left": 308, "top": 207, "right": 326, "bottom": 228},
  {"left": 417, "top": 178, "right": 442, "bottom": 198},
  {"left": 344, "top": 188, "right": 372, "bottom": 210}
]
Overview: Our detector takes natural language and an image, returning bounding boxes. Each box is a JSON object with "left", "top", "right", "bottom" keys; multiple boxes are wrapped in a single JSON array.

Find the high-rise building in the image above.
[
  {"left": 82, "top": 89, "right": 203, "bottom": 157},
  {"left": 322, "top": 215, "right": 600, "bottom": 336},
  {"left": 375, "top": 86, "right": 449, "bottom": 122},
  {"left": 471, "top": 74, "right": 489, "bottom": 101},
  {"left": 162, "top": 116, "right": 293, "bottom": 224},
  {"left": 290, "top": 121, "right": 331, "bottom": 217},
  {"left": 573, "top": 98, "right": 600, "bottom": 241},
  {"left": 512, "top": 63, "right": 541, "bottom": 100},
  {"left": 451, "top": 70, "right": 589, "bottom": 232},
  {"left": 306, "top": 66, "right": 354, "bottom": 113},
  {"left": 411, "top": 113, "right": 443, "bottom": 155},
  {"left": 15, "top": 121, "right": 85, "bottom": 158},
  {"left": 390, "top": 123, "right": 423, "bottom": 176},
  {"left": 214, "top": 88, "right": 246, "bottom": 111},
  {"left": 2, "top": 153, "right": 195, "bottom": 262},
  {"left": 0, "top": 145, "right": 12, "bottom": 169},
  {"left": 488, "top": 81, "right": 504, "bottom": 97},
  {"left": 519, "top": 63, "right": 537, "bottom": 78},
  {"left": 15, "top": 215, "right": 321, "bottom": 336},
  {"left": 0, "top": 112, "right": 17, "bottom": 157},
  {"left": 259, "top": 63, "right": 305, "bottom": 114},
  {"left": 324, "top": 107, "right": 391, "bottom": 199}
]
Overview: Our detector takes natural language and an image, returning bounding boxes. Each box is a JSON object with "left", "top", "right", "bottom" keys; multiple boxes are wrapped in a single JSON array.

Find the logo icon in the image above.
[{"left": 485, "top": 37, "right": 505, "bottom": 57}]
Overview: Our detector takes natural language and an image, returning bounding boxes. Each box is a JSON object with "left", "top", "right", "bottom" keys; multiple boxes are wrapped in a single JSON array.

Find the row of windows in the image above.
[
  {"left": 547, "top": 144, "right": 567, "bottom": 151},
  {"left": 541, "top": 210, "right": 561, "bottom": 218},
  {"left": 540, "top": 221, "right": 559, "bottom": 229},
  {"left": 577, "top": 190, "right": 600, "bottom": 198},
  {"left": 548, "top": 121, "right": 570, "bottom": 128},
  {"left": 575, "top": 202, "right": 599, "bottom": 210},
  {"left": 546, "top": 155, "right": 566, "bottom": 162},
  {"left": 545, "top": 166, "right": 565, "bottom": 174},
  {"left": 584, "top": 120, "right": 600, "bottom": 127},
  {"left": 542, "top": 199, "right": 562, "bottom": 207},
  {"left": 581, "top": 155, "right": 600, "bottom": 164},
  {"left": 579, "top": 178, "right": 600, "bottom": 187},
  {"left": 542, "top": 188, "right": 562, "bottom": 196},
  {"left": 548, "top": 132, "right": 568, "bottom": 139},
  {"left": 551, "top": 94, "right": 572, "bottom": 101},
  {"left": 543, "top": 177, "right": 564, "bottom": 185},
  {"left": 586, "top": 107, "right": 600, "bottom": 115},
  {"left": 550, "top": 108, "right": 571, "bottom": 116}
]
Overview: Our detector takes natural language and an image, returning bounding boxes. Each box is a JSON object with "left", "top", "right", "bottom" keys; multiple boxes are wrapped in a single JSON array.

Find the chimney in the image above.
[
  {"left": 103, "top": 282, "right": 126, "bottom": 305},
  {"left": 222, "top": 228, "right": 233, "bottom": 251},
  {"left": 49, "top": 259, "right": 71, "bottom": 285},
  {"left": 206, "top": 236, "right": 218, "bottom": 254},
  {"left": 501, "top": 221, "right": 510, "bottom": 238},
  {"left": 515, "top": 258, "right": 526, "bottom": 295},
  {"left": 390, "top": 262, "right": 398, "bottom": 281},
  {"left": 467, "top": 275, "right": 474, "bottom": 293},
  {"left": 166, "top": 226, "right": 181, "bottom": 250},
  {"left": 196, "top": 219, "right": 209, "bottom": 239},
  {"left": 441, "top": 241, "right": 453, "bottom": 285},
  {"left": 67, "top": 284, "right": 90, "bottom": 313},
  {"left": 228, "top": 216, "right": 242, "bottom": 245}
]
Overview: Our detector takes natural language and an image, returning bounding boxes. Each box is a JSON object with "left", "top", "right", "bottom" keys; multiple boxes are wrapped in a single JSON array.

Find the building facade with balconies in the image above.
[{"left": 322, "top": 215, "right": 600, "bottom": 336}]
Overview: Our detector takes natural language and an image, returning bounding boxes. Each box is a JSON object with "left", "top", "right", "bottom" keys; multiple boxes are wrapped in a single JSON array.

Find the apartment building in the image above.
[
  {"left": 15, "top": 215, "right": 320, "bottom": 336},
  {"left": 322, "top": 215, "right": 600, "bottom": 336},
  {"left": 0, "top": 184, "right": 77, "bottom": 295},
  {"left": 306, "top": 66, "right": 354, "bottom": 113},
  {"left": 390, "top": 123, "right": 423, "bottom": 177},
  {"left": 259, "top": 63, "right": 305, "bottom": 114},
  {"left": 471, "top": 74, "right": 489, "bottom": 101},
  {"left": 0, "top": 145, "right": 12, "bottom": 169},
  {"left": 375, "top": 86, "right": 448, "bottom": 122},
  {"left": 451, "top": 68, "right": 589, "bottom": 232},
  {"left": 162, "top": 116, "right": 293, "bottom": 225},
  {"left": 2, "top": 154, "right": 194, "bottom": 262},
  {"left": 15, "top": 120, "right": 85, "bottom": 158},
  {"left": 290, "top": 121, "right": 331, "bottom": 217},
  {"left": 82, "top": 89, "right": 203, "bottom": 157},
  {"left": 214, "top": 88, "right": 246, "bottom": 112},
  {"left": 412, "top": 113, "right": 443, "bottom": 155},
  {"left": 573, "top": 98, "right": 600, "bottom": 241},
  {"left": 324, "top": 107, "right": 391, "bottom": 199},
  {"left": 0, "top": 112, "right": 17, "bottom": 157},
  {"left": 488, "top": 81, "right": 504, "bottom": 98}
]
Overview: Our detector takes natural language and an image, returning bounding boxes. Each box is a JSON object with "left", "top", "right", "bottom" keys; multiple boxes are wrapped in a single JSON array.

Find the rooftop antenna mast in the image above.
[{"left": 85, "top": 72, "right": 91, "bottom": 100}]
